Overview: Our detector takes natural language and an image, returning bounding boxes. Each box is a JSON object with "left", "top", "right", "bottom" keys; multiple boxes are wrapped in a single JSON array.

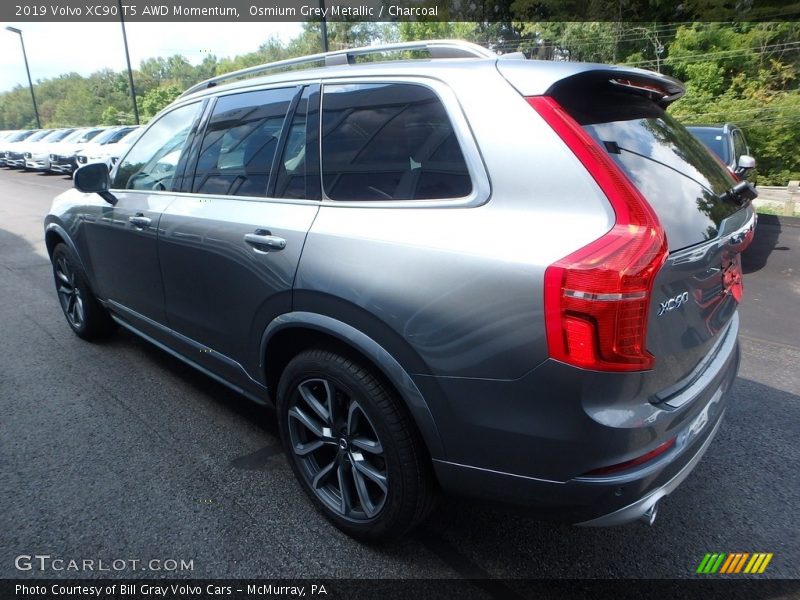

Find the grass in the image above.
[{"left": 754, "top": 204, "right": 800, "bottom": 218}]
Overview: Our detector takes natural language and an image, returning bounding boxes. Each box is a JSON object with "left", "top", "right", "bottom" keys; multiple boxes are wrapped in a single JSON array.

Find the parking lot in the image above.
[{"left": 1, "top": 167, "right": 799, "bottom": 585}]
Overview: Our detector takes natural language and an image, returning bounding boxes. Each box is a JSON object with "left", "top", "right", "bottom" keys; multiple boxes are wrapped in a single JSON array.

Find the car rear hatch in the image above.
[{"left": 500, "top": 63, "right": 755, "bottom": 393}]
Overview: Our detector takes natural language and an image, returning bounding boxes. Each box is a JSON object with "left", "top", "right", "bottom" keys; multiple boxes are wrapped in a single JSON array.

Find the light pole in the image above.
[
  {"left": 5, "top": 26, "right": 41, "bottom": 128},
  {"left": 117, "top": 0, "right": 140, "bottom": 124},
  {"left": 319, "top": 0, "right": 329, "bottom": 52}
]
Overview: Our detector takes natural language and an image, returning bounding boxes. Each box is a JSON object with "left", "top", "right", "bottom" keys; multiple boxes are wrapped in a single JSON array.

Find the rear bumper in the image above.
[
  {"left": 576, "top": 407, "right": 723, "bottom": 525},
  {"left": 423, "top": 313, "right": 740, "bottom": 524}
]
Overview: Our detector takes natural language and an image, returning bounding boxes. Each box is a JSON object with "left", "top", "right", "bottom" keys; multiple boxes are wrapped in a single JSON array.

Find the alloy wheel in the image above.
[
  {"left": 287, "top": 378, "right": 388, "bottom": 521},
  {"left": 54, "top": 256, "right": 85, "bottom": 329}
]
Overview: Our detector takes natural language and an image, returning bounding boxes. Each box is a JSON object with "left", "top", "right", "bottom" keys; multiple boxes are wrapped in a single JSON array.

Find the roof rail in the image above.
[{"left": 180, "top": 39, "right": 496, "bottom": 98}]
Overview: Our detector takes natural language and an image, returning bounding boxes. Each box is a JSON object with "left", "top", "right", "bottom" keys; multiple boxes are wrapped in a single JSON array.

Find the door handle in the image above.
[
  {"left": 244, "top": 232, "right": 286, "bottom": 252},
  {"left": 128, "top": 215, "right": 151, "bottom": 229}
]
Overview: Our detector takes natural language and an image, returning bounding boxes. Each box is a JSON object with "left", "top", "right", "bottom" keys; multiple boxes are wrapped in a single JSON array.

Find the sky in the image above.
[{"left": 0, "top": 22, "right": 303, "bottom": 92}]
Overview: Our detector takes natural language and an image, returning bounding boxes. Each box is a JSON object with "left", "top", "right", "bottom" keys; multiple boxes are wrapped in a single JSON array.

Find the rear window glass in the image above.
[
  {"left": 321, "top": 83, "right": 472, "bottom": 202},
  {"left": 558, "top": 89, "right": 740, "bottom": 251}
]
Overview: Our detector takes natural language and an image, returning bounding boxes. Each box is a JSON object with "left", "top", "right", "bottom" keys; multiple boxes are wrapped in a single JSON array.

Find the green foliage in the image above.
[
  {"left": 665, "top": 23, "right": 800, "bottom": 185},
  {"left": 139, "top": 85, "right": 183, "bottom": 121},
  {"left": 398, "top": 22, "right": 478, "bottom": 42}
]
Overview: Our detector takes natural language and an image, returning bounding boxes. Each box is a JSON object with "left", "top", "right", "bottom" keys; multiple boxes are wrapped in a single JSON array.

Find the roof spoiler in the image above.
[{"left": 497, "top": 61, "right": 685, "bottom": 108}]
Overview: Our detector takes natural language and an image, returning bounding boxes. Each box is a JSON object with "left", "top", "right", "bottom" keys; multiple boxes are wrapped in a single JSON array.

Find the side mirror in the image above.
[
  {"left": 74, "top": 163, "right": 117, "bottom": 205},
  {"left": 735, "top": 155, "right": 756, "bottom": 175}
]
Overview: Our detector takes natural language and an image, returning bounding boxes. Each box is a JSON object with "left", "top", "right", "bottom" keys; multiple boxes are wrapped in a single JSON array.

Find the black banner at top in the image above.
[{"left": 2, "top": 0, "right": 800, "bottom": 22}]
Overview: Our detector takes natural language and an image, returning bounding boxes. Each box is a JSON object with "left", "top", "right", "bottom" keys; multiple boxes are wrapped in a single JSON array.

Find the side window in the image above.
[
  {"left": 112, "top": 102, "right": 201, "bottom": 191},
  {"left": 192, "top": 87, "right": 296, "bottom": 197},
  {"left": 274, "top": 87, "right": 312, "bottom": 199},
  {"left": 732, "top": 130, "right": 747, "bottom": 161},
  {"left": 321, "top": 83, "right": 472, "bottom": 201}
]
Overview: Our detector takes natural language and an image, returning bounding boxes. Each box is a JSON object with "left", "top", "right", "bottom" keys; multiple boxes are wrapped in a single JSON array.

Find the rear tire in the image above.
[
  {"left": 277, "top": 348, "right": 437, "bottom": 542},
  {"left": 51, "top": 243, "right": 115, "bottom": 340}
]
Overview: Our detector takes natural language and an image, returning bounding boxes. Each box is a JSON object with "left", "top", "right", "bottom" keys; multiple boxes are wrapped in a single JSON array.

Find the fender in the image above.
[
  {"left": 44, "top": 221, "right": 80, "bottom": 261},
  {"left": 44, "top": 220, "right": 95, "bottom": 283},
  {"left": 261, "top": 311, "right": 446, "bottom": 460}
]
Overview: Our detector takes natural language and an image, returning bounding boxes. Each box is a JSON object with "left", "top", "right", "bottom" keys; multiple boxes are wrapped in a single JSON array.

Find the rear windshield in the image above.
[
  {"left": 687, "top": 127, "right": 730, "bottom": 164},
  {"left": 558, "top": 89, "right": 739, "bottom": 251}
]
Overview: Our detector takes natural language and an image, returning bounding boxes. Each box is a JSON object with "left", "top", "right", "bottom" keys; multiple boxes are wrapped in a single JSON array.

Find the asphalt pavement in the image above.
[{"left": 1, "top": 168, "right": 798, "bottom": 587}]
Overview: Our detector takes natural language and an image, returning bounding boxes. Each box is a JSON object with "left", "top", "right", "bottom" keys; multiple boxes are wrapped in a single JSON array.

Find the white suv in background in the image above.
[
  {"left": 25, "top": 128, "right": 78, "bottom": 171},
  {"left": 74, "top": 126, "right": 138, "bottom": 169},
  {"left": 48, "top": 127, "right": 106, "bottom": 175}
]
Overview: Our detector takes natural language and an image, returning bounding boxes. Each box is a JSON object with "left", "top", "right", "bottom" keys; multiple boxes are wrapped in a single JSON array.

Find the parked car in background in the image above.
[
  {"left": 75, "top": 126, "right": 138, "bottom": 169},
  {"left": 686, "top": 124, "right": 756, "bottom": 180},
  {"left": 48, "top": 127, "right": 106, "bottom": 175},
  {"left": 24, "top": 128, "right": 78, "bottom": 171},
  {"left": 0, "top": 130, "right": 21, "bottom": 166},
  {"left": 48, "top": 41, "right": 756, "bottom": 541},
  {"left": 3, "top": 129, "right": 47, "bottom": 168},
  {"left": 85, "top": 126, "right": 142, "bottom": 170}
]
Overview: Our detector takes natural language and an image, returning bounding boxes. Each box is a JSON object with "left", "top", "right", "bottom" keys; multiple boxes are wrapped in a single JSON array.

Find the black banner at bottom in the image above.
[{"left": 4, "top": 579, "right": 800, "bottom": 600}]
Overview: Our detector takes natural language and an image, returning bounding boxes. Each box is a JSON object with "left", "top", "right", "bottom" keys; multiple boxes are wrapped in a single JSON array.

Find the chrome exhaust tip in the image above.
[{"left": 641, "top": 502, "right": 658, "bottom": 526}]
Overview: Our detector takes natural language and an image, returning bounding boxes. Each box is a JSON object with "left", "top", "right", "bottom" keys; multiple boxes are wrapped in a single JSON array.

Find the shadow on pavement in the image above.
[{"left": 742, "top": 214, "right": 783, "bottom": 274}]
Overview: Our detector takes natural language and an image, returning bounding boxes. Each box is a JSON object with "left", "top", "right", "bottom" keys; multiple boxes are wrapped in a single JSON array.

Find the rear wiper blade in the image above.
[
  {"left": 718, "top": 180, "right": 758, "bottom": 206},
  {"left": 611, "top": 144, "right": 717, "bottom": 198}
]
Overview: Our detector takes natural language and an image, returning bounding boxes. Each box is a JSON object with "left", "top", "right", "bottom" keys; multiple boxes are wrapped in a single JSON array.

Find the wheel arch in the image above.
[
  {"left": 261, "top": 312, "right": 446, "bottom": 461},
  {"left": 45, "top": 222, "right": 99, "bottom": 289},
  {"left": 44, "top": 222, "right": 71, "bottom": 260}
]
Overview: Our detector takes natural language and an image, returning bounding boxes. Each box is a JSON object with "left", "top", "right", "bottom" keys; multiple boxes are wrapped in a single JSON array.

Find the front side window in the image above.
[
  {"left": 112, "top": 102, "right": 201, "bottom": 191},
  {"left": 192, "top": 87, "right": 296, "bottom": 197},
  {"left": 321, "top": 83, "right": 472, "bottom": 202}
]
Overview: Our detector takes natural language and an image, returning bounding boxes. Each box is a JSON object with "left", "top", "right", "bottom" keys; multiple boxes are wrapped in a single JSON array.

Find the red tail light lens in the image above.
[{"left": 527, "top": 96, "right": 668, "bottom": 372}]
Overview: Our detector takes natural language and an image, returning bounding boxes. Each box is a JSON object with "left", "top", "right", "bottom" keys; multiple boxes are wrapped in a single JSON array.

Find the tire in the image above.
[
  {"left": 277, "top": 348, "right": 437, "bottom": 542},
  {"left": 51, "top": 243, "right": 116, "bottom": 340}
]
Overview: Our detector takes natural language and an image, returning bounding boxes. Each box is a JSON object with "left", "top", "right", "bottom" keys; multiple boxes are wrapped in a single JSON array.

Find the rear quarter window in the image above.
[{"left": 321, "top": 83, "right": 472, "bottom": 202}]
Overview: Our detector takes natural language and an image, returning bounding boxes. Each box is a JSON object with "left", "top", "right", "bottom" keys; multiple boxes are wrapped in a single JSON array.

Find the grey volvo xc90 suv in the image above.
[{"left": 45, "top": 40, "right": 756, "bottom": 541}]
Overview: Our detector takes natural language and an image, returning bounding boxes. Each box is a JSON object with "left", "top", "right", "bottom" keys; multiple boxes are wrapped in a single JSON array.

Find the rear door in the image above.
[
  {"left": 554, "top": 83, "right": 754, "bottom": 393},
  {"left": 157, "top": 84, "right": 320, "bottom": 383}
]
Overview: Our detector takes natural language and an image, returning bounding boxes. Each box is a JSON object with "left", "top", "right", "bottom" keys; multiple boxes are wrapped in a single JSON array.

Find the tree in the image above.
[{"left": 139, "top": 85, "right": 182, "bottom": 121}]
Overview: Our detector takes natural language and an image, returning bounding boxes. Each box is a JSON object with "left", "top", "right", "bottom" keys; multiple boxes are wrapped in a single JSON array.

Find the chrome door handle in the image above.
[
  {"left": 128, "top": 215, "right": 151, "bottom": 228},
  {"left": 244, "top": 232, "right": 286, "bottom": 251}
]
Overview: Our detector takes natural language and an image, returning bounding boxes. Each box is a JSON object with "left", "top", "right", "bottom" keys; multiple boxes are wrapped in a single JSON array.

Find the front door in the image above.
[{"left": 82, "top": 101, "right": 205, "bottom": 325}]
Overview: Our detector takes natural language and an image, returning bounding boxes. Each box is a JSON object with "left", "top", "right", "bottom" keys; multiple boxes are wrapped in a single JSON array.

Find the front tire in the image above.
[
  {"left": 51, "top": 243, "right": 115, "bottom": 340},
  {"left": 277, "top": 348, "right": 437, "bottom": 542}
]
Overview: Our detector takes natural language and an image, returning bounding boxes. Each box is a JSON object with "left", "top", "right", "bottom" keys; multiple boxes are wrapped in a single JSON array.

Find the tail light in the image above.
[{"left": 527, "top": 96, "right": 668, "bottom": 372}]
